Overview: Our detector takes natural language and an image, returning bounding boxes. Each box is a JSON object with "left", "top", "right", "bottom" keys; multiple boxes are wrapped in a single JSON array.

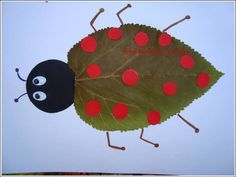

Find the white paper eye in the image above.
[
  {"left": 32, "top": 76, "right": 46, "bottom": 86},
  {"left": 33, "top": 91, "right": 47, "bottom": 101}
]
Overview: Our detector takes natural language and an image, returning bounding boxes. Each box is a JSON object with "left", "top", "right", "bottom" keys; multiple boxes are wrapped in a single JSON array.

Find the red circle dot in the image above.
[
  {"left": 134, "top": 32, "right": 149, "bottom": 46},
  {"left": 147, "top": 111, "right": 161, "bottom": 125},
  {"left": 85, "top": 99, "right": 101, "bottom": 117},
  {"left": 162, "top": 82, "right": 177, "bottom": 96},
  {"left": 81, "top": 36, "right": 97, "bottom": 53},
  {"left": 122, "top": 69, "right": 139, "bottom": 86},
  {"left": 108, "top": 28, "right": 122, "bottom": 40},
  {"left": 180, "top": 55, "right": 195, "bottom": 69},
  {"left": 158, "top": 33, "right": 172, "bottom": 47},
  {"left": 86, "top": 64, "right": 101, "bottom": 78},
  {"left": 112, "top": 103, "right": 128, "bottom": 120},
  {"left": 196, "top": 73, "right": 210, "bottom": 88}
]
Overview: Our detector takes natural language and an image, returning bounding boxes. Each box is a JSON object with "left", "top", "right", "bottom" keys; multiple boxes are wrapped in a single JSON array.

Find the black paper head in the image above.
[{"left": 16, "top": 60, "right": 75, "bottom": 113}]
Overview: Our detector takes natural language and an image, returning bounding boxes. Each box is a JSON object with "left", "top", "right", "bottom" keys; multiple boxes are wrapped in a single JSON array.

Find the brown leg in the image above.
[
  {"left": 90, "top": 8, "right": 105, "bottom": 32},
  {"left": 163, "top": 15, "right": 191, "bottom": 32},
  {"left": 106, "top": 132, "right": 125, "bottom": 151},
  {"left": 140, "top": 128, "right": 159, "bottom": 148},
  {"left": 177, "top": 114, "right": 200, "bottom": 133},
  {"left": 116, "top": 4, "right": 132, "bottom": 25}
]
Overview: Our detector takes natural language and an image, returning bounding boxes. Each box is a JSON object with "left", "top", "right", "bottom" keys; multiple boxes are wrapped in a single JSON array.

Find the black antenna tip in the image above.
[
  {"left": 185, "top": 15, "right": 191, "bottom": 19},
  {"left": 121, "top": 147, "right": 126, "bottom": 151},
  {"left": 15, "top": 68, "right": 19, "bottom": 72},
  {"left": 14, "top": 98, "right": 18, "bottom": 103},
  {"left": 127, "top": 4, "right": 132, "bottom": 8}
]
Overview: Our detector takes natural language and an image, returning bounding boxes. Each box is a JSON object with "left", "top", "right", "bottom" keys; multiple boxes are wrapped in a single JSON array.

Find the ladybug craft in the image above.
[{"left": 15, "top": 4, "right": 223, "bottom": 150}]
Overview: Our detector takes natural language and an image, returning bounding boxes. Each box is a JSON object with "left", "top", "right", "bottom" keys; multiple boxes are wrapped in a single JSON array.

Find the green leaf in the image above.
[{"left": 68, "top": 24, "right": 223, "bottom": 131}]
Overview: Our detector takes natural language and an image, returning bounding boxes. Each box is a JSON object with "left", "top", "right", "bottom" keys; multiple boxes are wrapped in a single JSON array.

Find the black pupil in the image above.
[
  {"left": 35, "top": 93, "right": 40, "bottom": 99},
  {"left": 34, "top": 79, "right": 39, "bottom": 85}
]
